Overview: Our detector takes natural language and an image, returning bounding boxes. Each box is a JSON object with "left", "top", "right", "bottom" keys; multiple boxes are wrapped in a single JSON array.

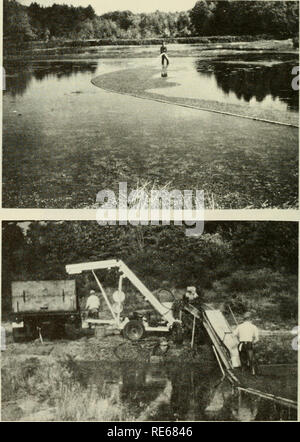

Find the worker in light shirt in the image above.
[
  {"left": 86, "top": 289, "right": 101, "bottom": 319},
  {"left": 234, "top": 312, "right": 259, "bottom": 375}
]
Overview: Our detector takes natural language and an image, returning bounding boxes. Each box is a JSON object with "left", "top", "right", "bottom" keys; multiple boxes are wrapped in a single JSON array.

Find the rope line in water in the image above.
[
  {"left": 237, "top": 386, "right": 297, "bottom": 410},
  {"left": 91, "top": 79, "right": 298, "bottom": 128},
  {"left": 226, "top": 368, "right": 297, "bottom": 410}
]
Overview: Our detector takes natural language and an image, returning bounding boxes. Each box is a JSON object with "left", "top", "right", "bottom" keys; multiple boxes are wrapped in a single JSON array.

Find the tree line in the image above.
[
  {"left": 2, "top": 222, "right": 297, "bottom": 318},
  {"left": 3, "top": 0, "right": 299, "bottom": 43}
]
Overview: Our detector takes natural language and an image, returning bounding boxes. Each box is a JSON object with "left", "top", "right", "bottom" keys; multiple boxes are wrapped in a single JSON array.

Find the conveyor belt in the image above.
[
  {"left": 184, "top": 304, "right": 297, "bottom": 410},
  {"left": 184, "top": 304, "right": 240, "bottom": 371}
]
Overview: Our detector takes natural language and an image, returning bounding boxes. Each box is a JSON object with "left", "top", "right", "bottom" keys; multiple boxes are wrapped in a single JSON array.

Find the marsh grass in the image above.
[
  {"left": 1, "top": 356, "right": 134, "bottom": 421},
  {"left": 56, "top": 384, "right": 134, "bottom": 421}
]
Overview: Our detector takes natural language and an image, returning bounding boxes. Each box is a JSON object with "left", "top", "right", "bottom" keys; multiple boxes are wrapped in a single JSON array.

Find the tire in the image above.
[{"left": 123, "top": 320, "right": 145, "bottom": 341}]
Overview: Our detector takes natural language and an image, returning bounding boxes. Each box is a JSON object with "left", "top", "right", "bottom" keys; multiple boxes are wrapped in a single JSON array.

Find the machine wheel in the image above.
[{"left": 123, "top": 320, "right": 145, "bottom": 341}]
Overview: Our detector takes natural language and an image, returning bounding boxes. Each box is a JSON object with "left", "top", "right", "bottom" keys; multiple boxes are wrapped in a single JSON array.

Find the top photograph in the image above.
[{"left": 2, "top": 0, "right": 299, "bottom": 209}]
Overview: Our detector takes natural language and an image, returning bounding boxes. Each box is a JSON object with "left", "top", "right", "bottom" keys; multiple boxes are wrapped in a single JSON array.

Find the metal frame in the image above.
[
  {"left": 66, "top": 259, "right": 176, "bottom": 331},
  {"left": 66, "top": 259, "right": 241, "bottom": 372}
]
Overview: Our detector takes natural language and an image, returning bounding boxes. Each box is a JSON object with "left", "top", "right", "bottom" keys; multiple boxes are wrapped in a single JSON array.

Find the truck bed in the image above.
[{"left": 12, "top": 280, "right": 77, "bottom": 313}]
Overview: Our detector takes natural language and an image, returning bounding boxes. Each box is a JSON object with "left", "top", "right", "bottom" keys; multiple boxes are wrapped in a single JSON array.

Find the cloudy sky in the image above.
[{"left": 19, "top": 0, "right": 196, "bottom": 15}]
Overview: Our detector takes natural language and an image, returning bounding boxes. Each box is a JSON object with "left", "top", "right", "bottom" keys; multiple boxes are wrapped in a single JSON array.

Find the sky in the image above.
[{"left": 19, "top": 0, "right": 196, "bottom": 15}]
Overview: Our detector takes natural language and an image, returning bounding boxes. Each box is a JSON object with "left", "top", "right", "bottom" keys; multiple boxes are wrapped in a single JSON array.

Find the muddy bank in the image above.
[{"left": 2, "top": 333, "right": 217, "bottom": 366}]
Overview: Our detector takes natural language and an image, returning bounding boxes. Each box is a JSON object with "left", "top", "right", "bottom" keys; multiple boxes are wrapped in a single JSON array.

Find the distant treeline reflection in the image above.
[
  {"left": 196, "top": 57, "right": 299, "bottom": 111},
  {"left": 5, "top": 57, "right": 298, "bottom": 113},
  {"left": 4, "top": 61, "right": 98, "bottom": 97}
]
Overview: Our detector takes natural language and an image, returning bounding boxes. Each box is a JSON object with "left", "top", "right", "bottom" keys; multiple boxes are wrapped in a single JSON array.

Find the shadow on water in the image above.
[
  {"left": 4, "top": 61, "right": 99, "bottom": 97},
  {"left": 195, "top": 53, "right": 299, "bottom": 112},
  {"left": 75, "top": 361, "right": 297, "bottom": 421}
]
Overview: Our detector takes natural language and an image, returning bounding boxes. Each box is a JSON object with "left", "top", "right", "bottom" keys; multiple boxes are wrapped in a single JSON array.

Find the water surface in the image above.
[
  {"left": 3, "top": 49, "right": 298, "bottom": 208},
  {"left": 76, "top": 361, "right": 297, "bottom": 421}
]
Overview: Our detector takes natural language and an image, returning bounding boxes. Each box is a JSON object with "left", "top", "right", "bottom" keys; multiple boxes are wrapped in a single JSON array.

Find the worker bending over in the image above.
[
  {"left": 184, "top": 286, "right": 199, "bottom": 303},
  {"left": 234, "top": 312, "right": 259, "bottom": 375},
  {"left": 86, "top": 289, "right": 101, "bottom": 319}
]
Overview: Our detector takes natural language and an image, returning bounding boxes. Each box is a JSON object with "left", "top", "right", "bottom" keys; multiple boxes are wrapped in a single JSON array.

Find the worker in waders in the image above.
[
  {"left": 160, "top": 41, "right": 169, "bottom": 77},
  {"left": 234, "top": 312, "right": 259, "bottom": 375},
  {"left": 86, "top": 289, "right": 101, "bottom": 319},
  {"left": 160, "top": 41, "right": 169, "bottom": 66}
]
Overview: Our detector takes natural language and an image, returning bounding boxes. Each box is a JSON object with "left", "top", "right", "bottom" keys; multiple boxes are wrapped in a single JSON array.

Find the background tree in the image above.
[
  {"left": 189, "top": 1, "right": 217, "bottom": 35},
  {"left": 3, "top": 0, "right": 299, "bottom": 42},
  {"left": 3, "top": 0, "right": 36, "bottom": 43},
  {"left": 2, "top": 222, "right": 297, "bottom": 320}
]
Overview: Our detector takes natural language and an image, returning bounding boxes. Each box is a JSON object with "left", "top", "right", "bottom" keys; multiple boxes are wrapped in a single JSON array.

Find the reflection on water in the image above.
[
  {"left": 195, "top": 53, "right": 298, "bottom": 112},
  {"left": 3, "top": 52, "right": 298, "bottom": 209},
  {"left": 4, "top": 52, "right": 298, "bottom": 114},
  {"left": 76, "top": 362, "right": 297, "bottom": 421},
  {"left": 4, "top": 61, "right": 98, "bottom": 97}
]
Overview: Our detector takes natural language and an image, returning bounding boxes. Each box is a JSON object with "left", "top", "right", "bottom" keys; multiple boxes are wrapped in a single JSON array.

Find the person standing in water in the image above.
[
  {"left": 234, "top": 312, "right": 259, "bottom": 375},
  {"left": 160, "top": 40, "right": 169, "bottom": 67}
]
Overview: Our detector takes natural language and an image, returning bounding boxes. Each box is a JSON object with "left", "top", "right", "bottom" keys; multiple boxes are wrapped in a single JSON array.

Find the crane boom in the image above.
[
  {"left": 66, "top": 259, "right": 240, "bottom": 370},
  {"left": 66, "top": 260, "right": 175, "bottom": 325}
]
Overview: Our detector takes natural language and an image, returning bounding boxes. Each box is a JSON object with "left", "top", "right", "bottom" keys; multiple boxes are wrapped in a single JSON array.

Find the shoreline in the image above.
[
  {"left": 1, "top": 332, "right": 297, "bottom": 421},
  {"left": 92, "top": 66, "right": 299, "bottom": 128},
  {"left": 4, "top": 38, "right": 297, "bottom": 61}
]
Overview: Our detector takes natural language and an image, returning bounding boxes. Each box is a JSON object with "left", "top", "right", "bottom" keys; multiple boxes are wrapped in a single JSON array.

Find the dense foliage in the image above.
[
  {"left": 3, "top": 0, "right": 299, "bottom": 43},
  {"left": 190, "top": 1, "right": 299, "bottom": 37},
  {"left": 2, "top": 222, "right": 298, "bottom": 321}
]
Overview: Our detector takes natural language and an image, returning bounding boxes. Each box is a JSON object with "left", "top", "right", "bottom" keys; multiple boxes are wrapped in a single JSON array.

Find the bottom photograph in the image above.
[{"left": 1, "top": 221, "right": 298, "bottom": 422}]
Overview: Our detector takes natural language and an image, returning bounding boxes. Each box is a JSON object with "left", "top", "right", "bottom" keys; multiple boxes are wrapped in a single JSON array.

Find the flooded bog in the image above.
[
  {"left": 75, "top": 361, "right": 297, "bottom": 421},
  {"left": 3, "top": 49, "right": 298, "bottom": 209},
  {"left": 149, "top": 53, "right": 298, "bottom": 113}
]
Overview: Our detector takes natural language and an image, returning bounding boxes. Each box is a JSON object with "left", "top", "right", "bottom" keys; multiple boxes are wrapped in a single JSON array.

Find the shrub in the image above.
[
  {"left": 278, "top": 292, "right": 298, "bottom": 320},
  {"left": 56, "top": 384, "right": 134, "bottom": 421},
  {"left": 255, "top": 335, "right": 297, "bottom": 365}
]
